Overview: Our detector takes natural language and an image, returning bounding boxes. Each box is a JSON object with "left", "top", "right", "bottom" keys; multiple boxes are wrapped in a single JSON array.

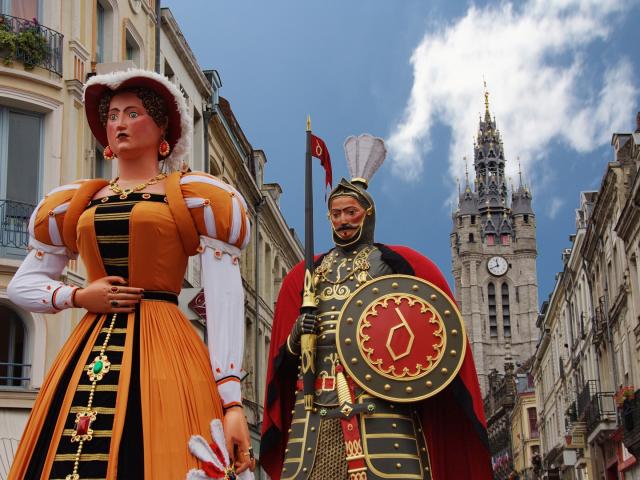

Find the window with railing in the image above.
[
  {"left": 0, "top": 106, "right": 41, "bottom": 258},
  {"left": 0, "top": 3, "right": 63, "bottom": 75},
  {"left": 0, "top": 303, "right": 30, "bottom": 388}
]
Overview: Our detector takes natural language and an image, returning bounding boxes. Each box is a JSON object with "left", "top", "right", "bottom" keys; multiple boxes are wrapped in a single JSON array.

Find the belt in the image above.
[
  {"left": 140, "top": 290, "right": 179, "bottom": 305},
  {"left": 296, "top": 376, "right": 335, "bottom": 392}
]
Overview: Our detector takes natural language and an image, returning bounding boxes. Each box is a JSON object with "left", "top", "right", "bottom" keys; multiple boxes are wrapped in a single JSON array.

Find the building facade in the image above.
[
  {"left": 511, "top": 381, "right": 542, "bottom": 480},
  {"left": 0, "top": 2, "right": 302, "bottom": 477},
  {"left": 483, "top": 354, "right": 540, "bottom": 479},
  {"left": 532, "top": 114, "right": 640, "bottom": 480},
  {"left": 451, "top": 91, "right": 540, "bottom": 395},
  {"left": 0, "top": 1, "right": 157, "bottom": 472}
]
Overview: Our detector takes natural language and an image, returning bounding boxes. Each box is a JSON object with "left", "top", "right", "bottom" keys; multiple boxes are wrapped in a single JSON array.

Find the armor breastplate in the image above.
[
  {"left": 282, "top": 245, "right": 433, "bottom": 480},
  {"left": 313, "top": 245, "right": 390, "bottom": 406}
]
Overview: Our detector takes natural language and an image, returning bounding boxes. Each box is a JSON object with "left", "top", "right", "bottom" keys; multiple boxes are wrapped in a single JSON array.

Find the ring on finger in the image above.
[
  {"left": 110, "top": 300, "right": 119, "bottom": 307},
  {"left": 110, "top": 286, "right": 119, "bottom": 293}
]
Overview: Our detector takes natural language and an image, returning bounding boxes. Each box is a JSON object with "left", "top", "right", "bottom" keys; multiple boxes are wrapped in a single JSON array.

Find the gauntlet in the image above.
[{"left": 286, "top": 312, "right": 317, "bottom": 355}]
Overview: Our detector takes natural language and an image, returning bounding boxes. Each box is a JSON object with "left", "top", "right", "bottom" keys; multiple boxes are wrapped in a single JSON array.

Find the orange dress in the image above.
[{"left": 8, "top": 172, "right": 250, "bottom": 480}]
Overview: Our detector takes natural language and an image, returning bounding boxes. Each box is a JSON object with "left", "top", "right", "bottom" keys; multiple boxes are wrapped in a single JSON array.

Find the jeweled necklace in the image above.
[{"left": 108, "top": 172, "right": 167, "bottom": 199}]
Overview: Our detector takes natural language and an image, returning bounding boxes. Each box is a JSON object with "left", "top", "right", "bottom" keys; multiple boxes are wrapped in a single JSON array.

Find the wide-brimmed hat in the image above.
[{"left": 84, "top": 68, "right": 192, "bottom": 172}]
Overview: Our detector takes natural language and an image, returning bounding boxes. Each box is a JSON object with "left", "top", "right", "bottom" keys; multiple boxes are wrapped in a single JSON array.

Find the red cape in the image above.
[{"left": 260, "top": 245, "right": 492, "bottom": 479}]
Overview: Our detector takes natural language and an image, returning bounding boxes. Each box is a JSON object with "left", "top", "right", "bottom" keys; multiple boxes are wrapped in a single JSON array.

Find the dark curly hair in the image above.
[{"left": 98, "top": 87, "right": 168, "bottom": 128}]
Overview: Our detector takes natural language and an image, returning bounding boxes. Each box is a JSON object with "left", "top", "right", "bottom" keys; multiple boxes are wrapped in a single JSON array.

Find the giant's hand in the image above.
[
  {"left": 223, "top": 407, "right": 256, "bottom": 474},
  {"left": 74, "top": 276, "right": 143, "bottom": 313},
  {"left": 287, "top": 312, "right": 317, "bottom": 355}
]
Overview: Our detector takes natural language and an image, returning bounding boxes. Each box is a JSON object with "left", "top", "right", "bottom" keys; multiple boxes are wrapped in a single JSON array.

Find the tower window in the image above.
[
  {"left": 502, "top": 283, "right": 511, "bottom": 338},
  {"left": 488, "top": 282, "right": 497, "bottom": 338},
  {"left": 471, "top": 215, "right": 476, "bottom": 225},
  {"left": 486, "top": 234, "right": 495, "bottom": 246},
  {"left": 458, "top": 217, "right": 462, "bottom": 226},
  {"left": 468, "top": 233, "right": 475, "bottom": 243},
  {"left": 523, "top": 214, "right": 529, "bottom": 224},
  {"left": 501, "top": 233, "right": 510, "bottom": 245}
]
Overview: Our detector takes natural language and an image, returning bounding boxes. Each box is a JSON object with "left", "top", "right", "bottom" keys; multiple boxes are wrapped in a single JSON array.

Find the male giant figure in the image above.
[{"left": 261, "top": 135, "right": 493, "bottom": 479}]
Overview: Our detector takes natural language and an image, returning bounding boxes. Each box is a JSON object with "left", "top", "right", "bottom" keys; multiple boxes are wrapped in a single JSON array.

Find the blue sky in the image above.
[{"left": 164, "top": 0, "right": 640, "bottom": 304}]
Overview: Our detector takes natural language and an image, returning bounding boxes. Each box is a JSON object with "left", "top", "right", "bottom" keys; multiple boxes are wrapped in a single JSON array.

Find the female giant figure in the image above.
[{"left": 7, "top": 69, "right": 254, "bottom": 479}]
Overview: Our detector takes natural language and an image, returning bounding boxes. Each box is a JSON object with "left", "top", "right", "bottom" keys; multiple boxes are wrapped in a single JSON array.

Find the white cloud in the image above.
[
  {"left": 548, "top": 197, "right": 565, "bottom": 219},
  {"left": 387, "top": 0, "right": 638, "bottom": 188}
]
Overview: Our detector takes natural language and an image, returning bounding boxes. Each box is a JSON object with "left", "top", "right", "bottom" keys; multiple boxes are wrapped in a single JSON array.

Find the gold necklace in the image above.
[{"left": 108, "top": 173, "right": 167, "bottom": 199}]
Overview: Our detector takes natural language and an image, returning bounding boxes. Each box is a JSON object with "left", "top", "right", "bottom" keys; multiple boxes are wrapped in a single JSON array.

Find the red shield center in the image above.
[{"left": 359, "top": 296, "right": 444, "bottom": 378}]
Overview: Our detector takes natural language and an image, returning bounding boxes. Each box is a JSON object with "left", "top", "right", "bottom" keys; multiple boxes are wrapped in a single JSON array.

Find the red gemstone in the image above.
[{"left": 76, "top": 415, "right": 91, "bottom": 436}]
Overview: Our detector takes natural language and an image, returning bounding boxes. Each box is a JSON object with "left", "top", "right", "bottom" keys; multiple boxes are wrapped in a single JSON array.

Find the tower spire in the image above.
[
  {"left": 464, "top": 156, "right": 471, "bottom": 192},
  {"left": 483, "top": 79, "right": 490, "bottom": 119},
  {"left": 518, "top": 157, "right": 523, "bottom": 188}
]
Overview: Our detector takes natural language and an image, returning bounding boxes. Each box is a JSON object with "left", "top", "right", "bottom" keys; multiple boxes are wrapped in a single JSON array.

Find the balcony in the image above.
[
  {"left": 577, "top": 380, "right": 617, "bottom": 440},
  {"left": 0, "top": 361, "right": 31, "bottom": 388},
  {"left": 0, "top": 199, "right": 34, "bottom": 259},
  {"left": 0, "top": 14, "right": 63, "bottom": 76}
]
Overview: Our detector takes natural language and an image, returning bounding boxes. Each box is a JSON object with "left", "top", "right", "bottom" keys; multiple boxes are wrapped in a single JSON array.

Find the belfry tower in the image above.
[{"left": 450, "top": 87, "right": 539, "bottom": 395}]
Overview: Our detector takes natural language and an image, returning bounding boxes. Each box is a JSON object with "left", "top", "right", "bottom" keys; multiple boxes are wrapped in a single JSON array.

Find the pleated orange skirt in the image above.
[{"left": 9, "top": 300, "right": 223, "bottom": 480}]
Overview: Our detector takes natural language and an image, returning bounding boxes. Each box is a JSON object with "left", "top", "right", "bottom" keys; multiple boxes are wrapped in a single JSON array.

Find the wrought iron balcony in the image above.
[
  {"left": 0, "top": 199, "right": 34, "bottom": 256},
  {"left": 586, "top": 392, "right": 617, "bottom": 435},
  {"left": 0, "top": 361, "right": 31, "bottom": 388},
  {"left": 0, "top": 14, "right": 63, "bottom": 75},
  {"left": 577, "top": 380, "right": 596, "bottom": 420},
  {"left": 577, "top": 380, "right": 616, "bottom": 436}
]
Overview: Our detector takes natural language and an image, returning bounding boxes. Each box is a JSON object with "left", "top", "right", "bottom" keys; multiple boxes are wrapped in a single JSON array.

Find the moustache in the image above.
[{"left": 337, "top": 224, "right": 358, "bottom": 232}]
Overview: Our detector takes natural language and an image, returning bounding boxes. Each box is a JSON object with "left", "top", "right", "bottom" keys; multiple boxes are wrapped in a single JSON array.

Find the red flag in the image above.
[{"left": 310, "top": 133, "right": 332, "bottom": 190}]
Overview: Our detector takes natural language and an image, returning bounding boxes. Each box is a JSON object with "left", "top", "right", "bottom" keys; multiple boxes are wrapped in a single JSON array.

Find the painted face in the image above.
[
  {"left": 105, "top": 91, "right": 164, "bottom": 159},
  {"left": 329, "top": 196, "right": 367, "bottom": 241}
]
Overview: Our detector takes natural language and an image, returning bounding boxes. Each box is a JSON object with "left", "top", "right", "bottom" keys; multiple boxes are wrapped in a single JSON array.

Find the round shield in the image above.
[{"left": 336, "top": 274, "right": 466, "bottom": 403}]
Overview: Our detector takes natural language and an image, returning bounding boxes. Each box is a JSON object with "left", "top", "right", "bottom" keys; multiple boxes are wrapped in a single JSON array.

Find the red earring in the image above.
[
  {"left": 159, "top": 139, "right": 171, "bottom": 157},
  {"left": 103, "top": 145, "right": 115, "bottom": 160}
]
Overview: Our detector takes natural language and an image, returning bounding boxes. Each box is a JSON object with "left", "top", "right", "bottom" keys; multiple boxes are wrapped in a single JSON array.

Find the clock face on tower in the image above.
[{"left": 487, "top": 256, "right": 508, "bottom": 276}]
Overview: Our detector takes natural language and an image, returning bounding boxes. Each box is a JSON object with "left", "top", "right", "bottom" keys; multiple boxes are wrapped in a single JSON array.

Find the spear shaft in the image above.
[{"left": 300, "top": 116, "right": 317, "bottom": 411}]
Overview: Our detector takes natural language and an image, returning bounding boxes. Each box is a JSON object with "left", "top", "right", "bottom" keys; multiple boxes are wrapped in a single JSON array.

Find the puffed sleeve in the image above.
[
  {"left": 7, "top": 182, "right": 86, "bottom": 312},
  {"left": 180, "top": 172, "right": 251, "bottom": 408}
]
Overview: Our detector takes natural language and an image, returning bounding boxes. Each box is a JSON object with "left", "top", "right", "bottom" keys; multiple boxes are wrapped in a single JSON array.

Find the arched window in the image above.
[
  {"left": 0, "top": 304, "right": 28, "bottom": 387},
  {"left": 488, "top": 282, "right": 497, "bottom": 338},
  {"left": 502, "top": 283, "right": 511, "bottom": 337}
]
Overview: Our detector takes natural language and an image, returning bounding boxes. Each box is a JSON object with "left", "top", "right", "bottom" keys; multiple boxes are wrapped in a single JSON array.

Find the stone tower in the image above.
[{"left": 450, "top": 89, "right": 539, "bottom": 396}]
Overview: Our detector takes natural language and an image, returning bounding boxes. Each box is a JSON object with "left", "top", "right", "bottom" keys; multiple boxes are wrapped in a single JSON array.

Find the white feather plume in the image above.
[
  {"left": 343, "top": 134, "right": 387, "bottom": 183},
  {"left": 186, "top": 419, "right": 254, "bottom": 480}
]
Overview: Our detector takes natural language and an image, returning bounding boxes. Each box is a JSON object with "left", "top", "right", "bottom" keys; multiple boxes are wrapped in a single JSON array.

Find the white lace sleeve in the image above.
[{"left": 199, "top": 236, "right": 246, "bottom": 408}]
